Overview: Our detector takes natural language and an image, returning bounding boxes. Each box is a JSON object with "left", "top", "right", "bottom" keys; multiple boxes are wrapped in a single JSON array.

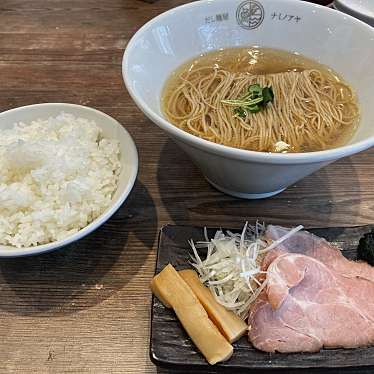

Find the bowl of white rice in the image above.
[{"left": 0, "top": 103, "right": 138, "bottom": 257}]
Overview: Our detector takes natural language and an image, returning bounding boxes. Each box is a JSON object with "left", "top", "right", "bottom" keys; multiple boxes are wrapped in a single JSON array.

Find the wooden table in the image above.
[{"left": 0, "top": 1, "right": 372, "bottom": 373}]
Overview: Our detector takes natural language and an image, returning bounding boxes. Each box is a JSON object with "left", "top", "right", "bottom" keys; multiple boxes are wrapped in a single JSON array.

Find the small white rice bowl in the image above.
[{"left": 0, "top": 104, "right": 138, "bottom": 256}]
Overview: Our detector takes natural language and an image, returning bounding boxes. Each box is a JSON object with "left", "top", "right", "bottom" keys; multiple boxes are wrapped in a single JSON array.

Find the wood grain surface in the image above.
[{"left": 0, "top": 1, "right": 373, "bottom": 373}]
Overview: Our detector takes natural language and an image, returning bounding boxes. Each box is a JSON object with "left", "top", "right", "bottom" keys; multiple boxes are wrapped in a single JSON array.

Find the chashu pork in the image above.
[{"left": 248, "top": 226, "right": 374, "bottom": 353}]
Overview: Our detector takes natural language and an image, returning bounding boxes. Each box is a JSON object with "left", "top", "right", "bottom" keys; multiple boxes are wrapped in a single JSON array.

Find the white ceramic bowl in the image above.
[
  {"left": 0, "top": 103, "right": 138, "bottom": 257},
  {"left": 334, "top": 0, "right": 374, "bottom": 26},
  {"left": 123, "top": 0, "right": 374, "bottom": 199}
]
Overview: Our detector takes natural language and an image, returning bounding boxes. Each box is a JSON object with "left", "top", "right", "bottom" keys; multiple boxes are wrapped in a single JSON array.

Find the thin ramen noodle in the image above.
[{"left": 162, "top": 48, "right": 359, "bottom": 153}]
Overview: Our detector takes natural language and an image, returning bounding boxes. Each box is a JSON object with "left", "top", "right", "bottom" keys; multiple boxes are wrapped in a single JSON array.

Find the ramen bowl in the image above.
[{"left": 123, "top": 0, "right": 374, "bottom": 199}]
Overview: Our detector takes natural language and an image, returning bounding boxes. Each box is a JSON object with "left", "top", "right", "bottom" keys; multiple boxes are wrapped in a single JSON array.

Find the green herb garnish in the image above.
[{"left": 221, "top": 84, "right": 274, "bottom": 119}]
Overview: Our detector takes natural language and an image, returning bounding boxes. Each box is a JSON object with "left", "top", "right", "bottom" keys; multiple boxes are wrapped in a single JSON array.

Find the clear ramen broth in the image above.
[{"left": 161, "top": 47, "right": 359, "bottom": 153}]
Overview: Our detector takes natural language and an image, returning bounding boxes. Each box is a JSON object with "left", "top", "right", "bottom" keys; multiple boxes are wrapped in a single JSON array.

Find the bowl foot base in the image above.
[{"left": 206, "top": 178, "right": 286, "bottom": 199}]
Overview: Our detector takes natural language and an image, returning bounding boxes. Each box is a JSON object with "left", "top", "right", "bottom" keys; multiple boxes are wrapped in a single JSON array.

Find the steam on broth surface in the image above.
[{"left": 162, "top": 47, "right": 359, "bottom": 153}]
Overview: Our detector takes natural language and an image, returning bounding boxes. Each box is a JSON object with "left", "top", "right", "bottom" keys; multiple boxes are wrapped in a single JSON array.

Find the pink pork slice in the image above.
[{"left": 248, "top": 225, "right": 374, "bottom": 353}]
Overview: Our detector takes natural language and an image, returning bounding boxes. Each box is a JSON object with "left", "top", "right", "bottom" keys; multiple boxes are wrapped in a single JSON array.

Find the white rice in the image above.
[{"left": 0, "top": 112, "right": 121, "bottom": 248}]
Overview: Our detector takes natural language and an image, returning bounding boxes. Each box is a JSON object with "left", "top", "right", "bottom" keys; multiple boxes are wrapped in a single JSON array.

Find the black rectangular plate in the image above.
[{"left": 150, "top": 224, "right": 374, "bottom": 373}]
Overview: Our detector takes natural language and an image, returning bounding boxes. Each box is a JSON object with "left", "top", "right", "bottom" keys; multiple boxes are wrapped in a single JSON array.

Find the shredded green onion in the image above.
[{"left": 189, "top": 222, "right": 304, "bottom": 320}]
